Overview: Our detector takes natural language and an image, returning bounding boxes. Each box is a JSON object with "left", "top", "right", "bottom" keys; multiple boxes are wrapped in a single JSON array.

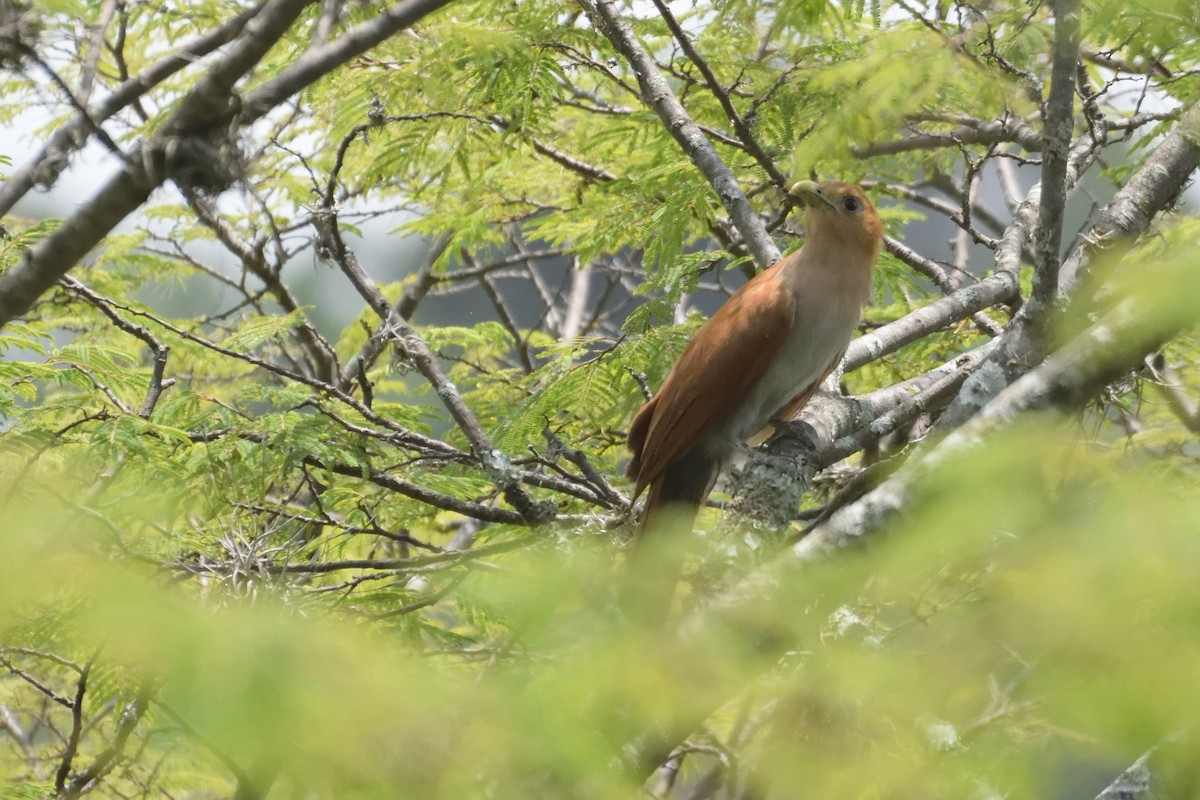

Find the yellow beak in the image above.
[{"left": 789, "top": 180, "right": 837, "bottom": 211}]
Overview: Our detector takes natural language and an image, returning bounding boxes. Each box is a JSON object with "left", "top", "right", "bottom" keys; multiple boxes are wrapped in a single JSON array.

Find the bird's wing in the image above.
[{"left": 629, "top": 264, "right": 796, "bottom": 494}]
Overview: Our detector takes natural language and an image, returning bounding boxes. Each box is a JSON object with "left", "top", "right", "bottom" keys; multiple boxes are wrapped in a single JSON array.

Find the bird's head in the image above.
[{"left": 789, "top": 180, "right": 883, "bottom": 258}]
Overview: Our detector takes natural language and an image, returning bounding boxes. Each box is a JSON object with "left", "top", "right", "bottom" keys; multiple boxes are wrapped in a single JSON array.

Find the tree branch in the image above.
[
  {"left": 53, "top": 657, "right": 92, "bottom": 794},
  {"left": 1094, "top": 752, "right": 1153, "bottom": 800},
  {"left": 61, "top": 277, "right": 175, "bottom": 419},
  {"left": 726, "top": 344, "right": 996, "bottom": 529},
  {"left": 843, "top": 273, "right": 1019, "bottom": 371},
  {"left": 187, "top": 192, "right": 340, "bottom": 382},
  {"left": 0, "top": 0, "right": 314, "bottom": 329},
  {"left": 239, "top": 0, "right": 457, "bottom": 124},
  {"left": 385, "top": 313, "right": 555, "bottom": 524},
  {"left": 852, "top": 115, "right": 1044, "bottom": 157},
  {"left": 0, "top": 0, "right": 456, "bottom": 331},
  {"left": 649, "top": 0, "right": 790, "bottom": 190},
  {"left": 338, "top": 234, "right": 452, "bottom": 392},
  {"left": 1059, "top": 100, "right": 1200, "bottom": 295},
  {"left": 579, "top": 0, "right": 782, "bottom": 269},
  {"left": 0, "top": 3, "right": 264, "bottom": 217},
  {"left": 1030, "top": 0, "right": 1081, "bottom": 312},
  {"left": 319, "top": 459, "right": 530, "bottom": 526},
  {"left": 63, "top": 686, "right": 152, "bottom": 798},
  {"left": 936, "top": 128, "right": 1103, "bottom": 429}
]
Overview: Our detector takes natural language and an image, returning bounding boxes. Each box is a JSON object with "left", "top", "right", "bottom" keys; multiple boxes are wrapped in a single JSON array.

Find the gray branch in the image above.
[
  {"left": 0, "top": 0, "right": 314, "bottom": 329},
  {"left": 338, "top": 236, "right": 451, "bottom": 392},
  {"left": 579, "top": 0, "right": 782, "bottom": 269},
  {"left": 936, "top": 129, "right": 1101, "bottom": 429},
  {"left": 387, "top": 313, "right": 556, "bottom": 525},
  {"left": 852, "top": 115, "right": 1044, "bottom": 157},
  {"left": 844, "top": 273, "right": 1019, "bottom": 372},
  {"left": 797, "top": 257, "right": 1200, "bottom": 560},
  {"left": 0, "top": 0, "right": 456, "bottom": 331},
  {"left": 726, "top": 344, "right": 996, "bottom": 529},
  {"left": 1030, "top": 0, "right": 1081, "bottom": 311},
  {"left": 1094, "top": 752, "right": 1153, "bottom": 800},
  {"left": 0, "top": 2, "right": 264, "bottom": 217},
  {"left": 1059, "top": 100, "right": 1200, "bottom": 295}
]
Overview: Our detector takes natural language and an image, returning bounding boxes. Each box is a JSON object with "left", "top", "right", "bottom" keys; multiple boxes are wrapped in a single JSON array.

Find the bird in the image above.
[{"left": 623, "top": 179, "right": 882, "bottom": 623}]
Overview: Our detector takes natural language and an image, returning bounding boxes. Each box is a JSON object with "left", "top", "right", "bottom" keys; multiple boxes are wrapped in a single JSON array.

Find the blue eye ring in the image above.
[{"left": 842, "top": 195, "right": 861, "bottom": 212}]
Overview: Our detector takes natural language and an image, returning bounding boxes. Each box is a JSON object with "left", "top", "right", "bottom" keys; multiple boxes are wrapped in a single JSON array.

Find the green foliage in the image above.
[
  {"left": 5, "top": 420, "right": 1200, "bottom": 797},
  {"left": 2, "top": 0, "right": 1199, "bottom": 795},
  {"left": 492, "top": 326, "right": 693, "bottom": 454}
]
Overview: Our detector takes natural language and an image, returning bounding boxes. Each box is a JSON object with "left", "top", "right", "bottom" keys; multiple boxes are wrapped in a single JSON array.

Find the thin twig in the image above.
[
  {"left": 61, "top": 277, "right": 175, "bottom": 418},
  {"left": 54, "top": 657, "right": 93, "bottom": 794},
  {"left": 649, "top": 0, "right": 789, "bottom": 189},
  {"left": 579, "top": 0, "right": 782, "bottom": 270}
]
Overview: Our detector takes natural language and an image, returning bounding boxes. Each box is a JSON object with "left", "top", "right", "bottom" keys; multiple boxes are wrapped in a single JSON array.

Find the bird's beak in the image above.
[{"left": 789, "top": 180, "right": 837, "bottom": 211}]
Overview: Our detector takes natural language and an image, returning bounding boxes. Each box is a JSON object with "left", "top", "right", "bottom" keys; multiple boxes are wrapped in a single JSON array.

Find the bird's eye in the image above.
[{"left": 842, "top": 196, "right": 861, "bottom": 212}]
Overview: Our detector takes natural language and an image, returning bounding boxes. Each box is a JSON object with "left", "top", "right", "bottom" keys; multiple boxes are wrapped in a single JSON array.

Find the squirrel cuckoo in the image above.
[{"left": 623, "top": 180, "right": 882, "bottom": 622}]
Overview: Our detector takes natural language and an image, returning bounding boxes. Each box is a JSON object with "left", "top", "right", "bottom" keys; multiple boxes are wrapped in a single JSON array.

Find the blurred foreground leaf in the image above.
[{"left": 4, "top": 414, "right": 1200, "bottom": 796}]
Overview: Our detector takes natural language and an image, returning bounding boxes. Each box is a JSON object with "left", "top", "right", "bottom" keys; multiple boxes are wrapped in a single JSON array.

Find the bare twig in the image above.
[
  {"left": 54, "top": 657, "right": 93, "bottom": 794},
  {"left": 63, "top": 685, "right": 153, "bottom": 798},
  {"left": 186, "top": 192, "right": 339, "bottom": 382},
  {"left": 60, "top": 277, "right": 175, "bottom": 418},
  {"left": 474, "top": 258, "right": 537, "bottom": 373}
]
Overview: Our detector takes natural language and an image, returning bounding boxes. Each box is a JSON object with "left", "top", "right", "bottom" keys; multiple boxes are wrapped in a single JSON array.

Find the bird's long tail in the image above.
[{"left": 621, "top": 457, "right": 718, "bottom": 628}]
